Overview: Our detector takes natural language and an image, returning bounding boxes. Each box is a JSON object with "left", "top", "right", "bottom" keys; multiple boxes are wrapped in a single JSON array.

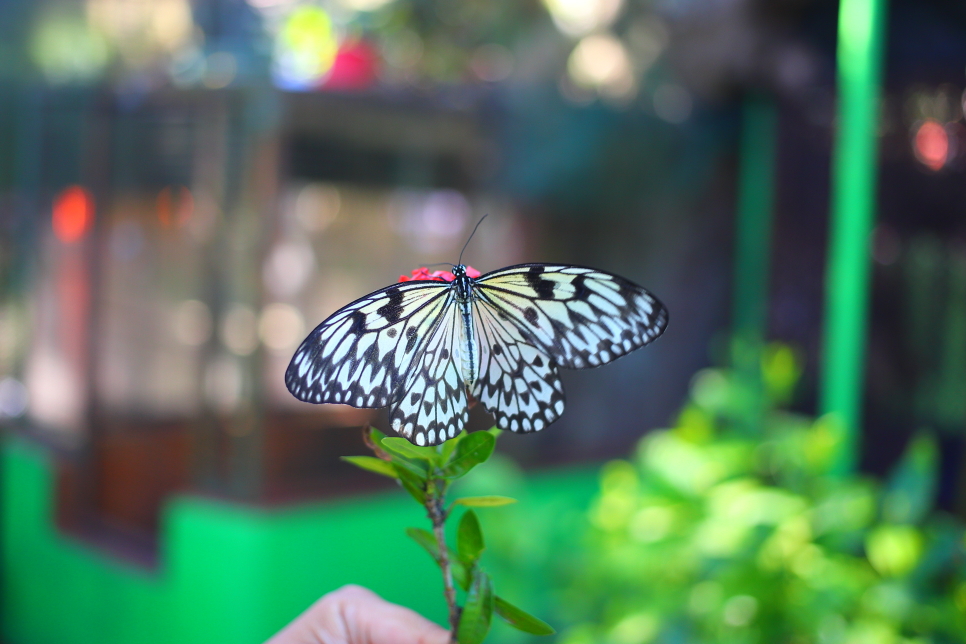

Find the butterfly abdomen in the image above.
[{"left": 458, "top": 278, "right": 479, "bottom": 389}]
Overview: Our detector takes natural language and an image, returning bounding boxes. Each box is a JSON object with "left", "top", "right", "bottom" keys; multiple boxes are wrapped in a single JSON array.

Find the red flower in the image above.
[{"left": 398, "top": 266, "right": 481, "bottom": 283}]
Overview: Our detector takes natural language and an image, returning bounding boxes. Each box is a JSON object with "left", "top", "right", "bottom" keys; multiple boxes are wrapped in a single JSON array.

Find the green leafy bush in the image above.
[{"left": 555, "top": 344, "right": 966, "bottom": 644}]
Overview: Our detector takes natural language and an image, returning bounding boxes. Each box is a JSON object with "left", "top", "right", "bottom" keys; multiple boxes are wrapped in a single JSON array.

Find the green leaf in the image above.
[
  {"left": 393, "top": 464, "right": 427, "bottom": 504},
  {"left": 398, "top": 479, "right": 426, "bottom": 505},
  {"left": 457, "top": 509, "right": 484, "bottom": 565},
  {"left": 486, "top": 426, "right": 503, "bottom": 439},
  {"left": 405, "top": 528, "right": 440, "bottom": 563},
  {"left": 369, "top": 427, "right": 388, "bottom": 444},
  {"left": 883, "top": 433, "right": 938, "bottom": 525},
  {"left": 439, "top": 432, "right": 462, "bottom": 461},
  {"left": 453, "top": 560, "right": 471, "bottom": 591},
  {"left": 340, "top": 456, "right": 398, "bottom": 479},
  {"left": 453, "top": 496, "right": 518, "bottom": 508},
  {"left": 381, "top": 436, "right": 440, "bottom": 462},
  {"left": 457, "top": 569, "right": 493, "bottom": 644},
  {"left": 392, "top": 456, "right": 429, "bottom": 480},
  {"left": 443, "top": 431, "right": 495, "bottom": 479},
  {"left": 494, "top": 596, "right": 555, "bottom": 635}
]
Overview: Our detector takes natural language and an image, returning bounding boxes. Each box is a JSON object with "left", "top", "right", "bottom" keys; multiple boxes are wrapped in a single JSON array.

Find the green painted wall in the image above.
[{"left": 1, "top": 437, "right": 598, "bottom": 644}]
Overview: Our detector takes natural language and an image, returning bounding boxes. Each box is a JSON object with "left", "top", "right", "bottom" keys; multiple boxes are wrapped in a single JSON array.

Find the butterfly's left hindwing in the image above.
[
  {"left": 285, "top": 281, "right": 450, "bottom": 409},
  {"left": 388, "top": 297, "right": 469, "bottom": 446}
]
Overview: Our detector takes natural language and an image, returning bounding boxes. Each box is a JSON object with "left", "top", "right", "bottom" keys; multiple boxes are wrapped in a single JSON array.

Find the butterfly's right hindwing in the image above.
[
  {"left": 285, "top": 281, "right": 450, "bottom": 408},
  {"left": 471, "top": 298, "right": 566, "bottom": 434}
]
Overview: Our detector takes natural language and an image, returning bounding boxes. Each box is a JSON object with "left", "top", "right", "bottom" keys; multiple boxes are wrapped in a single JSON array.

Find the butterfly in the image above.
[{"left": 286, "top": 263, "right": 668, "bottom": 446}]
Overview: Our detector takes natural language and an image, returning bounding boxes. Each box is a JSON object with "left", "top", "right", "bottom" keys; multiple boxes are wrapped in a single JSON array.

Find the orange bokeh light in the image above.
[
  {"left": 157, "top": 186, "right": 194, "bottom": 228},
  {"left": 913, "top": 119, "right": 948, "bottom": 171},
  {"left": 52, "top": 186, "right": 95, "bottom": 243}
]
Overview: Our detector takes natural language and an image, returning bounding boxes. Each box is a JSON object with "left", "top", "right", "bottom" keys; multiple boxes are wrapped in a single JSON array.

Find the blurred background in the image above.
[{"left": 1, "top": 0, "right": 966, "bottom": 642}]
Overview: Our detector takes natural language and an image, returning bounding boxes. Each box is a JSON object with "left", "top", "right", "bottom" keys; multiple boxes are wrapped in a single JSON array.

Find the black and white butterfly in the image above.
[{"left": 286, "top": 263, "right": 668, "bottom": 446}]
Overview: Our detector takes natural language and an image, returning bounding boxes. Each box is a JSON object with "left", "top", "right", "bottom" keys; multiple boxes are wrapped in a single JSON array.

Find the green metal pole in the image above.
[
  {"left": 820, "top": 0, "right": 888, "bottom": 474},
  {"left": 733, "top": 95, "right": 778, "bottom": 343}
]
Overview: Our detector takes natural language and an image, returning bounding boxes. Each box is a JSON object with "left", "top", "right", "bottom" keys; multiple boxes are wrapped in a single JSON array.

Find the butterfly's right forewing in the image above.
[{"left": 286, "top": 281, "right": 450, "bottom": 409}]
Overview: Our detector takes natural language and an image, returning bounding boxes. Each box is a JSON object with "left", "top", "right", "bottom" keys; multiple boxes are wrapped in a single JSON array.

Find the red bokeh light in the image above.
[
  {"left": 913, "top": 119, "right": 948, "bottom": 171},
  {"left": 322, "top": 39, "right": 379, "bottom": 91},
  {"left": 157, "top": 186, "right": 194, "bottom": 228},
  {"left": 52, "top": 186, "right": 94, "bottom": 243}
]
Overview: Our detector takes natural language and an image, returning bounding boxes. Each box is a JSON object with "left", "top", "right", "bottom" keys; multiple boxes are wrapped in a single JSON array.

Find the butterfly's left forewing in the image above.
[{"left": 286, "top": 280, "right": 450, "bottom": 409}]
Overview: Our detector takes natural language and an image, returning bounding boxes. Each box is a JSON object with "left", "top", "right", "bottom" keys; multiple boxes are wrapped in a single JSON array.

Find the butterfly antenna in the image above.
[{"left": 458, "top": 214, "right": 488, "bottom": 266}]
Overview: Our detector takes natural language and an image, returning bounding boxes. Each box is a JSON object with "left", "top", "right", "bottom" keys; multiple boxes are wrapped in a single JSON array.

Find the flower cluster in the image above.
[{"left": 398, "top": 266, "right": 481, "bottom": 283}]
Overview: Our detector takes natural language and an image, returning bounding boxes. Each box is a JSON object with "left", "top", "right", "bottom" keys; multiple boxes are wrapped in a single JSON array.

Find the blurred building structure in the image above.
[
  {"left": 2, "top": 0, "right": 966, "bottom": 642},
  {"left": 0, "top": 0, "right": 741, "bottom": 552}
]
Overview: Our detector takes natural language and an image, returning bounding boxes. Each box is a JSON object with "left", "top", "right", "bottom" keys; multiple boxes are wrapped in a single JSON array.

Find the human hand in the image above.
[{"left": 265, "top": 585, "right": 452, "bottom": 644}]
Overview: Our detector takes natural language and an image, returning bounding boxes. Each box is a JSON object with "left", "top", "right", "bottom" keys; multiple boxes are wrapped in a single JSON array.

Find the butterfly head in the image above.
[{"left": 451, "top": 264, "right": 467, "bottom": 279}]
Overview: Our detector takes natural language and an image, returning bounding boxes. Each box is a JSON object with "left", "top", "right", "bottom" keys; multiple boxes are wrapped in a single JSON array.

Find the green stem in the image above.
[
  {"left": 427, "top": 477, "right": 460, "bottom": 640},
  {"left": 733, "top": 93, "right": 778, "bottom": 343},
  {"left": 820, "top": 0, "right": 888, "bottom": 475}
]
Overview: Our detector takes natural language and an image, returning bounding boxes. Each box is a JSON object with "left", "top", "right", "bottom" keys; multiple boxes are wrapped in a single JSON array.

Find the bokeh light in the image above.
[
  {"left": 156, "top": 186, "right": 194, "bottom": 228},
  {"left": 0, "top": 377, "right": 29, "bottom": 418},
  {"left": 626, "top": 16, "right": 668, "bottom": 75},
  {"left": 221, "top": 305, "right": 259, "bottom": 356},
  {"left": 388, "top": 189, "right": 471, "bottom": 254},
  {"left": 30, "top": 9, "right": 109, "bottom": 84},
  {"left": 263, "top": 240, "right": 316, "bottom": 298},
  {"left": 293, "top": 183, "right": 341, "bottom": 233},
  {"left": 172, "top": 300, "right": 213, "bottom": 346},
  {"left": 543, "top": 0, "right": 623, "bottom": 37},
  {"left": 323, "top": 39, "right": 379, "bottom": 90},
  {"left": 52, "top": 186, "right": 95, "bottom": 243},
  {"left": 86, "top": 0, "right": 195, "bottom": 66},
  {"left": 273, "top": 6, "right": 338, "bottom": 90},
  {"left": 203, "top": 52, "right": 238, "bottom": 89},
  {"left": 337, "top": 0, "right": 396, "bottom": 12},
  {"left": 913, "top": 119, "right": 949, "bottom": 171},
  {"left": 25, "top": 348, "right": 82, "bottom": 431},
  {"left": 380, "top": 29, "right": 424, "bottom": 75},
  {"left": 259, "top": 303, "right": 305, "bottom": 352},
  {"left": 567, "top": 33, "right": 635, "bottom": 101},
  {"left": 470, "top": 44, "right": 514, "bottom": 83}
]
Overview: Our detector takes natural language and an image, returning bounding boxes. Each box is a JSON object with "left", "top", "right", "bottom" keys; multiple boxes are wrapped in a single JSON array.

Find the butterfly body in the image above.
[
  {"left": 451, "top": 264, "right": 481, "bottom": 389},
  {"left": 286, "top": 263, "right": 668, "bottom": 446}
]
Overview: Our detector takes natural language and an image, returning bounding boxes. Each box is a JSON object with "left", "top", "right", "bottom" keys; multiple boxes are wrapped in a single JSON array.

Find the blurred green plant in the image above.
[
  {"left": 553, "top": 343, "right": 966, "bottom": 644},
  {"left": 343, "top": 426, "right": 555, "bottom": 643}
]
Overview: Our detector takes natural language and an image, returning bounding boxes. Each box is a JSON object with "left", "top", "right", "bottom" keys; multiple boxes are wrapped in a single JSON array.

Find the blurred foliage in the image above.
[
  {"left": 547, "top": 343, "right": 966, "bottom": 644},
  {"left": 465, "top": 343, "right": 966, "bottom": 643}
]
